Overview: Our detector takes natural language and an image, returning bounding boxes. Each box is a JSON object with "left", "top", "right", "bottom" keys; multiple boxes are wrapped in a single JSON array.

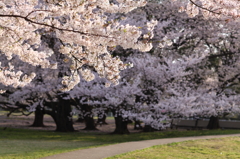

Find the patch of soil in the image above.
[{"left": 0, "top": 114, "right": 142, "bottom": 133}]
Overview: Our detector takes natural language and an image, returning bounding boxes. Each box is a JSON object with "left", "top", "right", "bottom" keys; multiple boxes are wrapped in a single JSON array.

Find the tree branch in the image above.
[
  {"left": 26, "top": 10, "right": 53, "bottom": 18},
  {"left": 0, "top": 14, "right": 114, "bottom": 39},
  {"left": 189, "top": 0, "right": 222, "bottom": 15}
]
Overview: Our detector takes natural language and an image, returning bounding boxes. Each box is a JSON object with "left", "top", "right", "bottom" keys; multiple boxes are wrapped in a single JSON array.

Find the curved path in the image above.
[{"left": 42, "top": 134, "right": 240, "bottom": 159}]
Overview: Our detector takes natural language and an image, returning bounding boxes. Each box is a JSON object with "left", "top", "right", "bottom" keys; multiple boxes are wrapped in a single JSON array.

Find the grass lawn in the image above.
[
  {"left": 108, "top": 136, "right": 240, "bottom": 159},
  {"left": 1, "top": 128, "right": 240, "bottom": 159}
]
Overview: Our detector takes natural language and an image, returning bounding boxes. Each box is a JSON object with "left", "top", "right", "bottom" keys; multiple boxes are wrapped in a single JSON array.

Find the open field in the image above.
[
  {"left": 2, "top": 129, "right": 240, "bottom": 159},
  {"left": 1, "top": 113, "right": 240, "bottom": 159},
  {"left": 1, "top": 128, "right": 240, "bottom": 159},
  {"left": 107, "top": 136, "right": 240, "bottom": 159}
]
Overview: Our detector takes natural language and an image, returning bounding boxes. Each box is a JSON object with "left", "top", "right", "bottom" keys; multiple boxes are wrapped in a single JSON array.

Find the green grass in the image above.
[
  {"left": 1, "top": 128, "right": 240, "bottom": 159},
  {"left": 0, "top": 111, "right": 8, "bottom": 115},
  {"left": 108, "top": 136, "right": 240, "bottom": 159}
]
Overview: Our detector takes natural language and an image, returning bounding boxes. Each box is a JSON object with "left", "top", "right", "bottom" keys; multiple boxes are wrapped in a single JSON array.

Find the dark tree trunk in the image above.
[
  {"left": 83, "top": 116, "right": 97, "bottom": 130},
  {"left": 83, "top": 116, "right": 98, "bottom": 130},
  {"left": 112, "top": 115, "right": 129, "bottom": 134},
  {"left": 31, "top": 106, "right": 45, "bottom": 127},
  {"left": 79, "top": 104, "right": 98, "bottom": 130},
  {"left": 207, "top": 116, "right": 220, "bottom": 129},
  {"left": 55, "top": 98, "right": 74, "bottom": 132},
  {"left": 143, "top": 125, "right": 158, "bottom": 132},
  {"left": 97, "top": 113, "right": 108, "bottom": 125}
]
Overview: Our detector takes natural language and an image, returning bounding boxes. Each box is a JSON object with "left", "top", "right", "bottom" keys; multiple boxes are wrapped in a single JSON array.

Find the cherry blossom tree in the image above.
[
  {"left": 1, "top": 0, "right": 239, "bottom": 133},
  {"left": 68, "top": 76, "right": 109, "bottom": 131},
  {"left": 110, "top": 0, "right": 240, "bottom": 130},
  {"left": 181, "top": 0, "right": 240, "bottom": 20},
  {"left": 0, "top": 0, "right": 158, "bottom": 92},
  {"left": 0, "top": 0, "right": 158, "bottom": 132},
  {"left": 67, "top": 72, "right": 142, "bottom": 133},
  {"left": 154, "top": 1, "right": 239, "bottom": 129},
  {"left": 1, "top": 0, "right": 239, "bottom": 92}
]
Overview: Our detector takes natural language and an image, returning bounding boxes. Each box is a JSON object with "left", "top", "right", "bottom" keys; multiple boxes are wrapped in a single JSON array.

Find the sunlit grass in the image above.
[
  {"left": 1, "top": 128, "right": 240, "bottom": 159},
  {"left": 0, "top": 140, "right": 105, "bottom": 159},
  {"left": 107, "top": 136, "right": 240, "bottom": 159}
]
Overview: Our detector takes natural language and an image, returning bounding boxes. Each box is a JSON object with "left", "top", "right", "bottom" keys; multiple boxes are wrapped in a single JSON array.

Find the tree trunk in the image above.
[
  {"left": 31, "top": 106, "right": 45, "bottom": 127},
  {"left": 97, "top": 113, "right": 108, "bottom": 125},
  {"left": 143, "top": 124, "right": 158, "bottom": 132},
  {"left": 207, "top": 116, "right": 220, "bottom": 129},
  {"left": 55, "top": 98, "right": 74, "bottom": 132},
  {"left": 78, "top": 104, "right": 98, "bottom": 130},
  {"left": 112, "top": 116, "right": 129, "bottom": 134},
  {"left": 83, "top": 116, "right": 98, "bottom": 130}
]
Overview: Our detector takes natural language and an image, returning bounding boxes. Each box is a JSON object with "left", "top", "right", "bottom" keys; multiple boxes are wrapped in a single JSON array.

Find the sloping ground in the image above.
[{"left": 42, "top": 134, "right": 240, "bottom": 159}]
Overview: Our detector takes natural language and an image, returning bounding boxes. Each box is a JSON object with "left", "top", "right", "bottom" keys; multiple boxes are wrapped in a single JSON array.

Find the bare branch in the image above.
[
  {"left": 0, "top": 14, "right": 114, "bottom": 39},
  {"left": 189, "top": 0, "right": 222, "bottom": 15},
  {"left": 26, "top": 10, "right": 53, "bottom": 18}
]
